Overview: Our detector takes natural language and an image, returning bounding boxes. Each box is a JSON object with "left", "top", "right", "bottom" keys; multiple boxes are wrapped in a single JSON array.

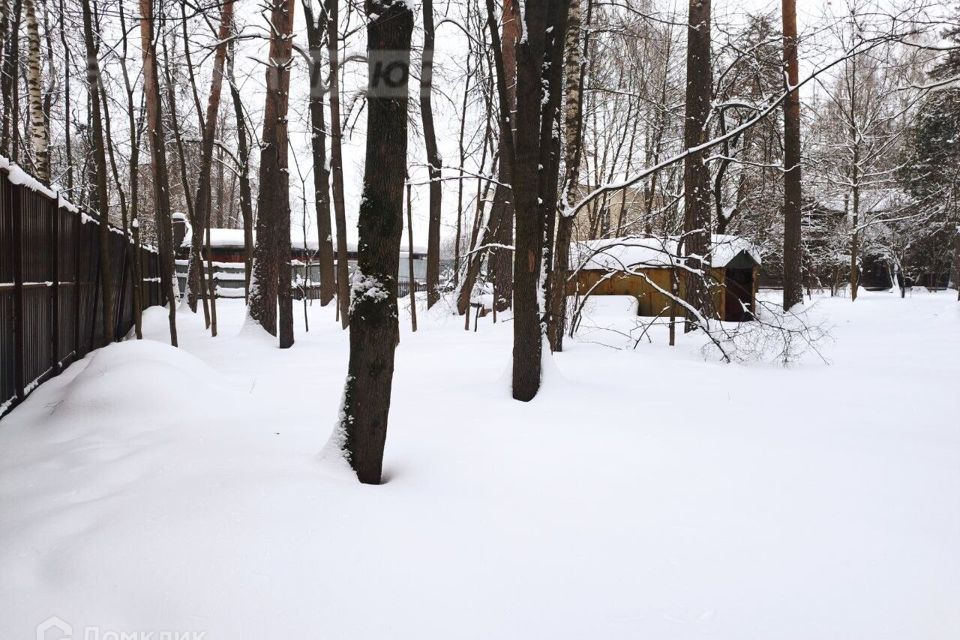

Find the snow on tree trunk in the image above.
[{"left": 338, "top": 0, "right": 413, "bottom": 485}]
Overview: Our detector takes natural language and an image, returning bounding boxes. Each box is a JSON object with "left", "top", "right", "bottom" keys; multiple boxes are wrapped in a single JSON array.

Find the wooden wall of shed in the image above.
[{"left": 568, "top": 267, "right": 734, "bottom": 318}]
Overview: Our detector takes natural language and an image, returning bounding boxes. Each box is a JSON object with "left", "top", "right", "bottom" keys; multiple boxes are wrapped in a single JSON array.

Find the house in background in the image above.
[
  {"left": 569, "top": 234, "right": 761, "bottom": 322},
  {"left": 172, "top": 216, "right": 427, "bottom": 298}
]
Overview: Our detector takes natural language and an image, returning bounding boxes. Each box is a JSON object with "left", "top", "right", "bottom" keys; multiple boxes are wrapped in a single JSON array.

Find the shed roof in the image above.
[{"left": 573, "top": 234, "right": 761, "bottom": 271}]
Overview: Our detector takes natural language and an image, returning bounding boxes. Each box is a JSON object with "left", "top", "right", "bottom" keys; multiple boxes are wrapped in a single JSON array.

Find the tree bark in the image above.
[
  {"left": 488, "top": 0, "right": 520, "bottom": 312},
  {"left": 326, "top": 0, "right": 350, "bottom": 327},
  {"left": 227, "top": 35, "right": 254, "bottom": 302},
  {"left": 1, "top": 0, "right": 21, "bottom": 159},
  {"left": 781, "top": 0, "right": 803, "bottom": 311},
  {"left": 505, "top": 0, "right": 570, "bottom": 401},
  {"left": 81, "top": 0, "right": 114, "bottom": 345},
  {"left": 421, "top": 0, "right": 442, "bottom": 307},
  {"left": 682, "top": 0, "right": 712, "bottom": 323},
  {"left": 339, "top": 0, "right": 413, "bottom": 485},
  {"left": 303, "top": 0, "right": 336, "bottom": 306},
  {"left": 23, "top": 0, "right": 47, "bottom": 181},
  {"left": 547, "top": 0, "right": 589, "bottom": 352},
  {"left": 187, "top": 0, "right": 234, "bottom": 339},
  {"left": 138, "top": 0, "right": 178, "bottom": 346},
  {"left": 250, "top": 0, "right": 296, "bottom": 348}
]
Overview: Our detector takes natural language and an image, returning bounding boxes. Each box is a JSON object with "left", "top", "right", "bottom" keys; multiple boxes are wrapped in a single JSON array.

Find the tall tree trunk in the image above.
[
  {"left": 58, "top": 0, "right": 72, "bottom": 195},
  {"left": 1, "top": 0, "right": 21, "bottom": 159},
  {"left": 682, "top": 0, "right": 712, "bottom": 324},
  {"left": 138, "top": 0, "right": 178, "bottom": 346},
  {"left": 187, "top": 0, "right": 234, "bottom": 339},
  {"left": 548, "top": 0, "right": 588, "bottom": 352},
  {"left": 458, "top": 0, "right": 520, "bottom": 316},
  {"left": 302, "top": 0, "right": 336, "bottom": 306},
  {"left": 339, "top": 0, "right": 413, "bottom": 485},
  {"left": 23, "top": 0, "right": 47, "bottom": 181},
  {"left": 326, "top": 0, "right": 350, "bottom": 327},
  {"left": 250, "top": 0, "right": 295, "bottom": 348},
  {"left": 499, "top": 0, "right": 570, "bottom": 401},
  {"left": 227, "top": 35, "right": 254, "bottom": 302},
  {"left": 421, "top": 0, "right": 442, "bottom": 307},
  {"left": 488, "top": 0, "right": 520, "bottom": 312},
  {"left": 781, "top": 0, "right": 803, "bottom": 311},
  {"left": 81, "top": 0, "right": 114, "bottom": 344}
]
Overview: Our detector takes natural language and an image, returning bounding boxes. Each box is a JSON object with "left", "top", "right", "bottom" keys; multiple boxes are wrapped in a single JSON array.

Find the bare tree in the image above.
[
  {"left": 250, "top": 0, "right": 296, "bottom": 348},
  {"left": 138, "top": 0, "right": 178, "bottom": 346},
  {"left": 327, "top": 0, "right": 351, "bottom": 327},
  {"left": 421, "top": 0, "right": 442, "bottom": 307},
  {"left": 339, "top": 0, "right": 414, "bottom": 485},
  {"left": 303, "top": 0, "right": 336, "bottom": 306},
  {"left": 81, "top": 0, "right": 114, "bottom": 344},
  {"left": 186, "top": 0, "right": 235, "bottom": 339}
]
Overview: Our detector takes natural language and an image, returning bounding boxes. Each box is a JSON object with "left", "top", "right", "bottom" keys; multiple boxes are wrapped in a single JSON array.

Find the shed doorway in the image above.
[{"left": 724, "top": 268, "right": 754, "bottom": 322}]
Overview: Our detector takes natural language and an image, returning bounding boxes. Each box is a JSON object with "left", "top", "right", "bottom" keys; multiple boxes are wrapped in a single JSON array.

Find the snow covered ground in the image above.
[{"left": 1, "top": 290, "right": 958, "bottom": 639}]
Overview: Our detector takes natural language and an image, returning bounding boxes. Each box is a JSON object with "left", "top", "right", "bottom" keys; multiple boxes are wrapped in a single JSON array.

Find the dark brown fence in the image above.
[{"left": 0, "top": 165, "right": 162, "bottom": 419}]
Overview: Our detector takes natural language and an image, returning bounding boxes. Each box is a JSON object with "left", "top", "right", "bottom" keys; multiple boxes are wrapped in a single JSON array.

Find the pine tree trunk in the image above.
[
  {"left": 250, "top": 0, "right": 296, "bottom": 348},
  {"left": 303, "top": 0, "right": 336, "bottom": 306},
  {"left": 138, "top": 0, "right": 178, "bottom": 347},
  {"left": 682, "top": 0, "right": 712, "bottom": 324},
  {"left": 339, "top": 0, "right": 413, "bottom": 485},
  {"left": 781, "top": 0, "right": 803, "bottom": 311}
]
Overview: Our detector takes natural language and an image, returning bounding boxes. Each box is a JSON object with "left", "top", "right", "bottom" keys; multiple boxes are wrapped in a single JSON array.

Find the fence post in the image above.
[
  {"left": 115, "top": 237, "right": 128, "bottom": 340},
  {"left": 50, "top": 194, "right": 61, "bottom": 374},
  {"left": 73, "top": 211, "right": 82, "bottom": 358},
  {"left": 10, "top": 179, "right": 24, "bottom": 400}
]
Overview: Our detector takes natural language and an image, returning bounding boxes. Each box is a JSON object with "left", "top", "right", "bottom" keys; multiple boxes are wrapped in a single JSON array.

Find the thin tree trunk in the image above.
[
  {"left": 421, "top": 0, "right": 442, "bottom": 307},
  {"left": 339, "top": 0, "right": 414, "bottom": 485},
  {"left": 782, "top": 0, "right": 803, "bottom": 311},
  {"left": 188, "top": 0, "right": 234, "bottom": 339},
  {"left": 303, "top": 0, "right": 335, "bottom": 306},
  {"left": 250, "top": 0, "right": 295, "bottom": 348},
  {"left": 406, "top": 178, "right": 417, "bottom": 332},
  {"left": 327, "top": 0, "right": 350, "bottom": 327},
  {"left": 23, "top": 0, "right": 47, "bottom": 181},
  {"left": 548, "top": 0, "right": 589, "bottom": 352},
  {"left": 58, "top": 0, "right": 72, "bottom": 195},
  {"left": 227, "top": 35, "right": 254, "bottom": 303},
  {"left": 1, "top": 0, "right": 21, "bottom": 159},
  {"left": 138, "top": 0, "right": 178, "bottom": 346},
  {"left": 488, "top": 0, "right": 520, "bottom": 312},
  {"left": 81, "top": 0, "right": 114, "bottom": 345}
]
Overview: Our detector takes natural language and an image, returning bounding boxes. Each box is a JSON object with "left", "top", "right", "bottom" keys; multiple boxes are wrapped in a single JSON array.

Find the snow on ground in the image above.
[{"left": 0, "top": 290, "right": 958, "bottom": 639}]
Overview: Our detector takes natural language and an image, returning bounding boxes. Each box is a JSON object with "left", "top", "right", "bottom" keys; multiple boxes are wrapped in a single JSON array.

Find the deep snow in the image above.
[{"left": 0, "top": 290, "right": 958, "bottom": 639}]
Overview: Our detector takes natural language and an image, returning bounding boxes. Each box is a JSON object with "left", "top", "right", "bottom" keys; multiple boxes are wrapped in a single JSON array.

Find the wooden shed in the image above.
[{"left": 568, "top": 234, "right": 761, "bottom": 322}]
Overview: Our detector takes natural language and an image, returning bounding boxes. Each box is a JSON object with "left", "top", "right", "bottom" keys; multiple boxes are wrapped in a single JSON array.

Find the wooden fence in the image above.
[{"left": 0, "top": 165, "right": 162, "bottom": 419}]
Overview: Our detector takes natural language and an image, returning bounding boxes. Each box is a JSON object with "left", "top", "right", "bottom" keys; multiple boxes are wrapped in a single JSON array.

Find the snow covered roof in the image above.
[
  {"left": 816, "top": 188, "right": 915, "bottom": 215},
  {"left": 573, "top": 234, "right": 761, "bottom": 271}
]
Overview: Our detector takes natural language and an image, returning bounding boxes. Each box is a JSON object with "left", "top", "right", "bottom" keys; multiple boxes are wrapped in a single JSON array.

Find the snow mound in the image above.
[{"left": 53, "top": 340, "right": 232, "bottom": 424}]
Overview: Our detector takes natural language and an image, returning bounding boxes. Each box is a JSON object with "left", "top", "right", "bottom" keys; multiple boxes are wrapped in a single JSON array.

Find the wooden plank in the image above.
[{"left": 50, "top": 196, "right": 61, "bottom": 373}]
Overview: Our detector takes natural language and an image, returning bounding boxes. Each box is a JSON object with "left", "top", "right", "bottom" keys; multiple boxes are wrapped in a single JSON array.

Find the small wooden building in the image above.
[{"left": 568, "top": 234, "right": 761, "bottom": 322}]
